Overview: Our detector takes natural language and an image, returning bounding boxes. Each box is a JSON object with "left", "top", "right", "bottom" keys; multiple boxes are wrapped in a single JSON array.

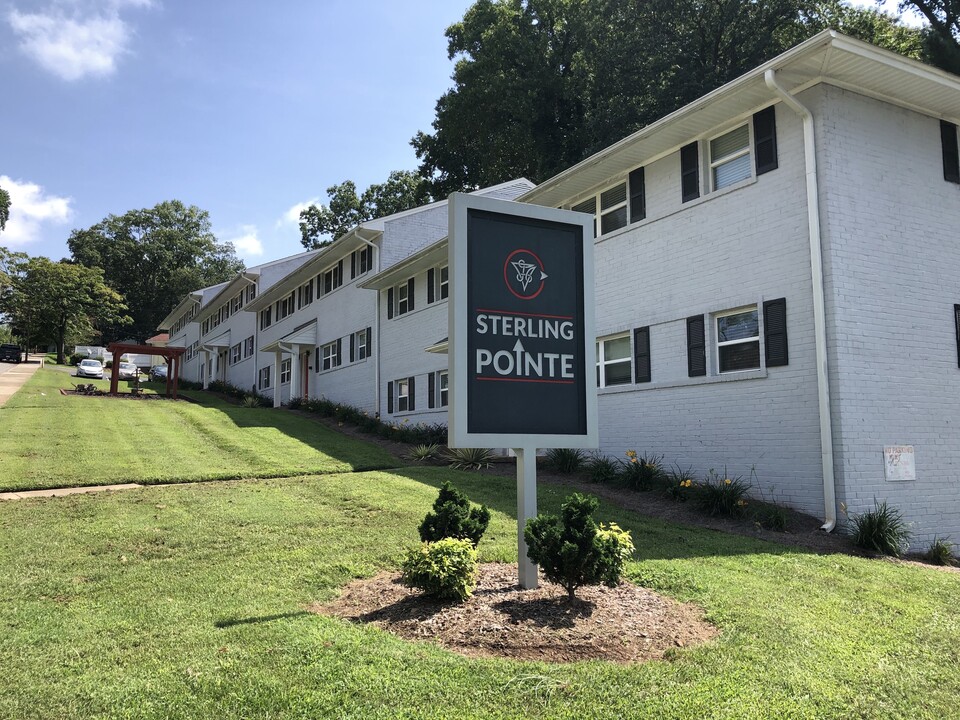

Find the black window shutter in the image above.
[
  {"left": 337, "top": 259, "right": 343, "bottom": 281},
  {"left": 687, "top": 314, "right": 706, "bottom": 377},
  {"left": 387, "top": 288, "right": 394, "bottom": 319},
  {"left": 349, "top": 333, "right": 355, "bottom": 363},
  {"left": 427, "top": 268, "right": 435, "bottom": 304},
  {"left": 408, "top": 376, "right": 416, "bottom": 411},
  {"left": 681, "top": 142, "right": 700, "bottom": 202},
  {"left": 387, "top": 381, "right": 393, "bottom": 414},
  {"left": 336, "top": 338, "right": 342, "bottom": 366},
  {"left": 407, "top": 278, "right": 415, "bottom": 311},
  {"left": 629, "top": 167, "right": 646, "bottom": 223},
  {"left": 634, "top": 326, "right": 651, "bottom": 383},
  {"left": 955, "top": 305, "right": 960, "bottom": 367},
  {"left": 428, "top": 372, "right": 435, "bottom": 409},
  {"left": 366, "top": 326, "right": 372, "bottom": 355},
  {"left": 314, "top": 346, "right": 319, "bottom": 373},
  {"left": 763, "top": 298, "right": 789, "bottom": 367},
  {"left": 351, "top": 251, "right": 357, "bottom": 279},
  {"left": 754, "top": 106, "right": 778, "bottom": 175},
  {"left": 942, "top": 120, "right": 960, "bottom": 183}
]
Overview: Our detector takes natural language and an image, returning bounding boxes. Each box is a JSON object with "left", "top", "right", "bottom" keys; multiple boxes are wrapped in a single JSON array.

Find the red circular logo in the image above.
[{"left": 503, "top": 249, "right": 546, "bottom": 300}]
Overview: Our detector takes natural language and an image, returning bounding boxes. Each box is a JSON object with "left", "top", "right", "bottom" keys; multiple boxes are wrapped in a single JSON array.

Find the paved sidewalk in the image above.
[
  {"left": 0, "top": 357, "right": 43, "bottom": 407},
  {"left": 0, "top": 484, "right": 143, "bottom": 501}
]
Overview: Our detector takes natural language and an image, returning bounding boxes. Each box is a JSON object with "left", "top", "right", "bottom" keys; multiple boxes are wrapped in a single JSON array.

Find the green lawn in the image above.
[
  {"left": 0, "top": 369, "right": 398, "bottom": 491},
  {"left": 1, "top": 467, "right": 959, "bottom": 719}
]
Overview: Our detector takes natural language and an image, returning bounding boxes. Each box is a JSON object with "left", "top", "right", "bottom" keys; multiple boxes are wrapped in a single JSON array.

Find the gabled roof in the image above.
[
  {"left": 521, "top": 31, "right": 960, "bottom": 208},
  {"left": 157, "top": 281, "right": 228, "bottom": 331},
  {"left": 360, "top": 237, "right": 448, "bottom": 291}
]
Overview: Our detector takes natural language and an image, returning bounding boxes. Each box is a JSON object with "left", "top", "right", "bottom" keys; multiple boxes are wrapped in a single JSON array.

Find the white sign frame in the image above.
[{"left": 448, "top": 192, "right": 599, "bottom": 450}]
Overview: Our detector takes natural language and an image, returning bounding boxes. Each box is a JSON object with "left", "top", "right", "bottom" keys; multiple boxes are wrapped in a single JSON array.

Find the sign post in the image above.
[{"left": 448, "top": 193, "right": 598, "bottom": 589}]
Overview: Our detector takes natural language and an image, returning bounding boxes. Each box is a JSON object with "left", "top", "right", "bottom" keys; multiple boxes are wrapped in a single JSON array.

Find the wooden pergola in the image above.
[{"left": 106, "top": 342, "right": 186, "bottom": 399}]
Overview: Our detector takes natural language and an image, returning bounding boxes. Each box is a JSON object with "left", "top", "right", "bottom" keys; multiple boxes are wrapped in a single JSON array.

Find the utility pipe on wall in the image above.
[{"left": 764, "top": 69, "right": 837, "bottom": 532}]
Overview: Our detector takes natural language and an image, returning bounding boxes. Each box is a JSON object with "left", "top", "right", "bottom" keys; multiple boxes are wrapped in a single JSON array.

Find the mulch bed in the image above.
[
  {"left": 59, "top": 388, "right": 182, "bottom": 400},
  {"left": 311, "top": 562, "right": 718, "bottom": 664}
]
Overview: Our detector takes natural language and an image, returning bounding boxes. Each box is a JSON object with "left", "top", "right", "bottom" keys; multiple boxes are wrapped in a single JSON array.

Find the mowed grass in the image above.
[
  {"left": 2, "top": 467, "right": 960, "bottom": 719},
  {"left": 0, "top": 369, "right": 397, "bottom": 491}
]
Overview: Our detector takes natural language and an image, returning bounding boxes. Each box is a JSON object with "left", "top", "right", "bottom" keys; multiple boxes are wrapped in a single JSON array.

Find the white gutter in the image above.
[{"left": 765, "top": 69, "right": 837, "bottom": 532}]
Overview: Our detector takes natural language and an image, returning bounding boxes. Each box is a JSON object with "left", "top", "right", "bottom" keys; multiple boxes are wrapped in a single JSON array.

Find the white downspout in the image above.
[{"left": 765, "top": 69, "right": 837, "bottom": 532}]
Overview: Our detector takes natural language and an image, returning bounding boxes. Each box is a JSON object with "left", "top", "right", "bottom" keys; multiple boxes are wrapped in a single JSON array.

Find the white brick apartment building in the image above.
[{"left": 370, "top": 31, "right": 960, "bottom": 547}]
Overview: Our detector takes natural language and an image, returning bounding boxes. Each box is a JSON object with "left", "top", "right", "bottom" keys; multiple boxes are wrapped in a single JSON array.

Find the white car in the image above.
[
  {"left": 117, "top": 362, "right": 140, "bottom": 380},
  {"left": 76, "top": 359, "right": 104, "bottom": 379}
]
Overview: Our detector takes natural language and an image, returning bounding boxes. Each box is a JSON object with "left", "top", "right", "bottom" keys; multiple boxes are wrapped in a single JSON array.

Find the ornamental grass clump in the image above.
[
  {"left": 407, "top": 443, "right": 442, "bottom": 462},
  {"left": 697, "top": 468, "right": 750, "bottom": 517},
  {"left": 924, "top": 537, "right": 956, "bottom": 566},
  {"left": 620, "top": 450, "right": 666, "bottom": 491},
  {"left": 444, "top": 447, "right": 495, "bottom": 470},
  {"left": 586, "top": 454, "right": 619, "bottom": 484},
  {"left": 419, "top": 481, "right": 491, "bottom": 547},
  {"left": 401, "top": 538, "right": 478, "bottom": 601},
  {"left": 544, "top": 448, "right": 587, "bottom": 474},
  {"left": 666, "top": 465, "right": 695, "bottom": 502},
  {"left": 524, "top": 493, "right": 634, "bottom": 601},
  {"left": 846, "top": 499, "right": 912, "bottom": 556}
]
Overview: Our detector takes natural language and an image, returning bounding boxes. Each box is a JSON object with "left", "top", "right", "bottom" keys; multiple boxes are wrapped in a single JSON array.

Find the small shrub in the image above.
[
  {"left": 401, "top": 538, "right": 478, "bottom": 601},
  {"left": 408, "top": 443, "right": 441, "bottom": 462},
  {"left": 287, "top": 396, "right": 304, "bottom": 410},
  {"left": 620, "top": 450, "right": 666, "bottom": 491},
  {"left": 924, "top": 536, "right": 956, "bottom": 566},
  {"left": 239, "top": 394, "right": 263, "bottom": 408},
  {"left": 419, "top": 481, "right": 491, "bottom": 546},
  {"left": 755, "top": 504, "right": 788, "bottom": 532},
  {"left": 845, "top": 499, "right": 912, "bottom": 556},
  {"left": 524, "top": 493, "right": 634, "bottom": 601},
  {"left": 586, "top": 454, "right": 619, "bottom": 484},
  {"left": 665, "top": 465, "right": 695, "bottom": 502},
  {"left": 544, "top": 448, "right": 586, "bottom": 474},
  {"left": 445, "top": 447, "right": 495, "bottom": 470},
  {"left": 696, "top": 468, "right": 750, "bottom": 517},
  {"left": 69, "top": 352, "right": 88, "bottom": 366}
]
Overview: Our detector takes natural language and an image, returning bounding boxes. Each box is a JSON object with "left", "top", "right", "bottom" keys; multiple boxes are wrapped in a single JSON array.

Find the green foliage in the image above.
[
  {"left": 620, "top": 450, "right": 666, "bottom": 491},
  {"left": 586, "top": 454, "right": 619, "bottom": 484},
  {"left": 697, "top": 469, "right": 751, "bottom": 517},
  {"left": 846, "top": 499, "right": 912, "bottom": 557},
  {"left": 67, "top": 200, "right": 243, "bottom": 343},
  {"left": 68, "top": 352, "right": 89, "bottom": 366},
  {"left": 924, "top": 536, "right": 957, "bottom": 566},
  {"left": 419, "top": 481, "right": 491, "bottom": 546},
  {"left": 408, "top": 443, "right": 442, "bottom": 462},
  {"left": 299, "top": 171, "right": 430, "bottom": 249},
  {"left": 401, "top": 538, "right": 479, "bottom": 601},
  {"left": 239, "top": 394, "right": 263, "bottom": 408},
  {"left": 294, "top": 395, "right": 447, "bottom": 445},
  {"left": 756, "top": 503, "right": 789, "bottom": 532},
  {"left": 666, "top": 465, "right": 695, "bottom": 502},
  {"left": 524, "top": 492, "right": 634, "bottom": 600},
  {"left": 544, "top": 447, "right": 586, "bottom": 474},
  {"left": 898, "top": 0, "right": 960, "bottom": 73},
  {"left": 0, "top": 186, "right": 9, "bottom": 232},
  {"left": 444, "top": 446, "right": 496, "bottom": 470}
]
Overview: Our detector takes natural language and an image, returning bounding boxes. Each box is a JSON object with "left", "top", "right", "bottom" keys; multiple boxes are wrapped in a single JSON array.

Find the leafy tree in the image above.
[
  {"left": 418, "top": 481, "right": 491, "bottom": 547},
  {"left": 0, "top": 187, "right": 10, "bottom": 233},
  {"left": 898, "top": 0, "right": 960, "bottom": 72},
  {"left": 67, "top": 201, "right": 243, "bottom": 343},
  {"left": 524, "top": 493, "right": 634, "bottom": 601},
  {"left": 1, "top": 255, "right": 130, "bottom": 363},
  {"left": 413, "top": 0, "right": 926, "bottom": 196},
  {"left": 299, "top": 170, "right": 430, "bottom": 249}
]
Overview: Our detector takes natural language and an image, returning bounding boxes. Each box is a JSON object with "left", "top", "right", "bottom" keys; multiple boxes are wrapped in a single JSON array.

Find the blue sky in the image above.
[
  {"left": 1, "top": 0, "right": 921, "bottom": 266},
  {"left": 1, "top": 0, "right": 474, "bottom": 264}
]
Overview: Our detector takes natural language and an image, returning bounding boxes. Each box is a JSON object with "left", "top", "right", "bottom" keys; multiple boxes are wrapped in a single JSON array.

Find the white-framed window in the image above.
[
  {"left": 396, "top": 377, "right": 410, "bottom": 412},
  {"left": 596, "top": 333, "right": 632, "bottom": 388},
  {"left": 439, "top": 265, "right": 449, "bottom": 301},
  {"left": 260, "top": 307, "right": 272, "bottom": 330},
  {"left": 715, "top": 306, "right": 760, "bottom": 373},
  {"left": 357, "top": 328, "right": 370, "bottom": 360},
  {"left": 570, "top": 170, "right": 644, "bottom": 238},
  {"left": 439, "top": 370, "right": 448, "bottom": 407},
  {"left": 321, "top": 340, "right": 341, "bottom": 371},
  {"left": 397, "top": 282, "right": 410, "bottom": 315},
  {"left": 298, "top": 280, "right": 314, "bottom": 309},
  {"left": 246, "top": 284, "right": 257, "bottom": 303},
  {"left": 276, "top": 292, "right": 295, "bottom": 321},
  {"left": 202, "top": 319, "right": 210, "bottom": 336},
  {"left": 259, "top": 366, "right": 271, "bottom": 389},
  {"left": 211, "top": 310, "right": 221, "bottom": 330},
  {"left": 353, "top": 246, "right": 373, "bottom": 277},
  {"left": 320, "top": 260, "right": 343, "bottom": 295},
  {"left": 280, "top": 359, "right": 291, "bottom": 384},
  {"left": 243, "top": 336, "right": 254, "bottom": 358},
  {"left": 229, "top": 342, "right": 241, "bottom": 365},
  {"left": 710, "top": 124, "right": 752, "bottom": 190},
  {"left": 231, "top": 293, "right": 243, "bottom": 314}
]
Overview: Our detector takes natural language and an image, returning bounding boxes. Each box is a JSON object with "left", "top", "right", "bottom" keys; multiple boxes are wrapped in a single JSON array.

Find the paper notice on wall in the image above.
[{"left": 883, "top": 446, "right": 916, "bottom": 482}]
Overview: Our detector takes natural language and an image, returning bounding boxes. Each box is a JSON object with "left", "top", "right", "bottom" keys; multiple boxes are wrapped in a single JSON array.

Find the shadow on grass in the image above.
[{"left": 215, "top": 611, "right": 312, "bottom": 628}]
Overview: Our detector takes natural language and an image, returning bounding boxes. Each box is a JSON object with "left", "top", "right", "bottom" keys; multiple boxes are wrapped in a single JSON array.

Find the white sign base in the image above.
[{"left": 514, "top": 447, "right": 538, "bottom": 589}]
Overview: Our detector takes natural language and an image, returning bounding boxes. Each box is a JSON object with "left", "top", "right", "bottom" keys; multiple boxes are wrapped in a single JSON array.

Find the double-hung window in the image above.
[
  {"left": 397, "top": 282, "right": 410, "bottom": 315},
  {"left": 243, "top": 336, "right": 254, "bottom": 358},
  {"left": 321, "top": 260, "right": 343, "bottom": 295},
  {"left": 716, "top": 306, "right": 760, "bottom": 373},
  {"left": 321, "top": 340, "right": 340, "bottom": 371},
  {"left": 438, "top": 370, "right": 448, "bottom": 407},
  {"left": 710, "top": 124, "right": 752, "bottom": 190},
  {"left": 596, "top": 334, "right": 632, "bottom": 388},
  {"left": 352, "top": 246, "right": 373, "bottom": 277},
  {"left": 246, "top": 284, "right": 257, "bottom": 303},
  {"left": 280, "top": 359, "right": 291, "bottom": 384},
  {"left": 356, "top": 328, "right": 370, "bottom": 360},
  {"left": 231, "top": 293, "right": 243, "bottom": 314},
  {"left": 229, "top": 342, "right": 241, "bottom": 365},
  {"left": 396, "top": 378, "right": 410, "bottom": 412},
  {"left": 260, "top": 307, "right": 272, "bottom": 330},
  {"left": 570, "top": 169, "right": 644, "bottom": 238},
  {"left": 259, "top": 366, "right": 271, "bottom": 389}
]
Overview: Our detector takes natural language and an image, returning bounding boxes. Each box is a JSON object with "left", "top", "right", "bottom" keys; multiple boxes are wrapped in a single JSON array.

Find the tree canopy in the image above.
[
  {"left": 412, "top": 0, "right": 929, "bottom": 197},
  {"left": 67, "top": 201, "right": 243, "bottom": 343},
  {"left": 0, "top": 254, "right": 130, "bottom": 363},
  {"left": 900, "top": 0, "right": 960, "bottom": 72},
  {"left": 0, "top": 186, "right": 10, "bottom": 233},
  {"left": 299, "top": 170, "right": 430, "bottom": 250}
]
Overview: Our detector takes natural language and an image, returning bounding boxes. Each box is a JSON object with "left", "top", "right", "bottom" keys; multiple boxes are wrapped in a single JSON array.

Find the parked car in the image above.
[
  {"left": 0, "top": 344, "right": 21, "bottom": 363},
  {"left": 148, "top": 364, "right": 168, "bottom": 381},
  {"left": 76, "top": 359, "right": 104, "bottom": 379},
  {"left": 117, "top": 362, "right": 140, "bottom": 380}
]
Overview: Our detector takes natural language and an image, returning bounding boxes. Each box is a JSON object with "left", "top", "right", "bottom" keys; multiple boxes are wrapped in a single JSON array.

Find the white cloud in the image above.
[
  {"left": 277, "top": 198, "right": 321, "bottom": 228},
  {"left": 7, "top": 1, "right": 153, "bottom": 81},
  {"left": 0, "top": 175, "right": 73, "bottom": 247},
  {"left": 225, "top": 225, "right": 263, "bottom": 257}
]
